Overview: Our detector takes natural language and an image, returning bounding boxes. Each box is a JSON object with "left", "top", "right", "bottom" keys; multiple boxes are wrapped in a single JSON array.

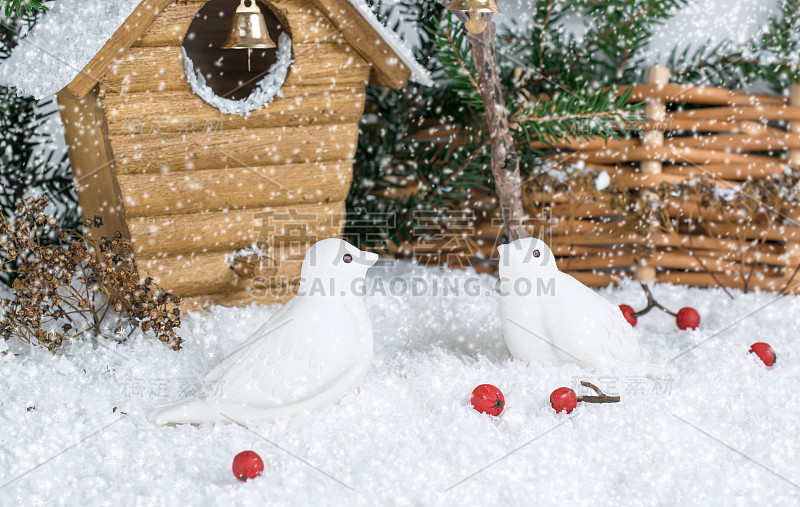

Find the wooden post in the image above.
[
  {"left": 788, "top": 83, "right": 800, "bottom": 166},
  {"left": 57, "top": 87, "right": 130, "bottom": 243},
  {"left": 636, "top": 65, "right": 670, "bottom": 281}
]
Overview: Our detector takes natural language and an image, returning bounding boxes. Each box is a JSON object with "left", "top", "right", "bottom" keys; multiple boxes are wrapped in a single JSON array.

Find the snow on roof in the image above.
[
  {"left": 347, "top": 0, "right": 433, "bottom": 87},
  {"left": 0, "top": 0, "right": 431, "bottom": 100},
  {"left": 0, "top": 0, "right": 142, "bottom": 99}
]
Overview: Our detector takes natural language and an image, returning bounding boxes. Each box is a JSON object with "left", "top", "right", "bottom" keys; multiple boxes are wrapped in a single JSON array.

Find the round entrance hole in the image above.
[{"left": 182, "top": 0, "right": 288, "bottom": 101}]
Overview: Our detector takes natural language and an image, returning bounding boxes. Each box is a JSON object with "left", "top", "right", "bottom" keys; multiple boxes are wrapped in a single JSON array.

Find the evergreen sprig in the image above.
[
  {"left": 0, "top": 0, "right": 46, "bottom": 17},
  {"left": 426, "top": 14, "right": 482, "bottom": 109},
  {"left": 511, "top": 86, "right": 643, "bottom": 147},
  {"left": 667, "top": 0, "right": 800, "bottom": 94}
]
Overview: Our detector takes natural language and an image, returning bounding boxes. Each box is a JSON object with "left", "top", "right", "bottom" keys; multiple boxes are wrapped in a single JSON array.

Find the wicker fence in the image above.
[{"left": 392, "top": 65, "right": 800, "bottom": 294}]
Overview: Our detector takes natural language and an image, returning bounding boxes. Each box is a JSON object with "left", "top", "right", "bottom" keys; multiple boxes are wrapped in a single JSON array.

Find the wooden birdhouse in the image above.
[{"left": 1, "top": 0, "right": 430, "bottom": 308}]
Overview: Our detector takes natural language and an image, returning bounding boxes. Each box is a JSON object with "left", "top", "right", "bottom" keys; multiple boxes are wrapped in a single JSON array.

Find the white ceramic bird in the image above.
[
  {"left": 498, "top": 237, "right": 673, "bottom": 376},
  {"left": 148, "top": 238, "right": 378, "bottom": 425}
]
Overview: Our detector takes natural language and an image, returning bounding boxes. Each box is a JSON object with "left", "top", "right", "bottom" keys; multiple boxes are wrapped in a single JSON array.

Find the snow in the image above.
[
  {"left": 0, "top": 0, "right": 141, "bottom": 99},
  {"left": 2, "top": 261, "right": 798, "bottom": 505},
  {"left": 183, "top": 33, "right": 293, "bottom": 116},
  {"left": 0, "top": 0, "right": 431, "bottom": 100},
  {"left": 225, "top": 244, "right": 270, "bottom": 268},
  {"left": 347, "top": 0, "right": 433, "bottom": 87}
]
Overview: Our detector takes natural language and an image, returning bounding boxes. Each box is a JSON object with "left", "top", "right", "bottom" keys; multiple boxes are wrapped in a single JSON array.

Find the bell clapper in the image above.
[
  {"left": 465, "top": 12, "right": 487, "bottom": 34},
  {"left": 247, "top": 48, "right": 251, "bottom": 72}
]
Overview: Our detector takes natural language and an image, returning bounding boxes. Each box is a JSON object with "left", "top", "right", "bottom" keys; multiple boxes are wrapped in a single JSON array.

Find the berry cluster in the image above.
[
  {"left": 469, "top": 382, "right": 619, "bottom": 417},
  {"left": 619, "top": 284, "right": 700, "bottom": 330}
]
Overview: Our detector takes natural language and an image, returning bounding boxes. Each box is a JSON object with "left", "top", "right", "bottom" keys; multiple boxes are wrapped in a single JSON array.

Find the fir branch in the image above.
[
  {"left": 0, "top": 0, "right": 46, "bottom": 17},
  {"left": 511, "top": 87, "right": 643, "bottom": 147}
]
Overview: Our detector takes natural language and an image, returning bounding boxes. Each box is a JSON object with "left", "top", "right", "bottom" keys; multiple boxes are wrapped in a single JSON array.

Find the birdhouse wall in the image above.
[{"left": 62, "top": 0, "right": 372, "bottom": 309}]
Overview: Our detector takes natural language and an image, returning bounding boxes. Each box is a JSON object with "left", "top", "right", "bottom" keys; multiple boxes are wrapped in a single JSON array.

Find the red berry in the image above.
[
  {"left": 232, "top": 450, "right": 264, "bottom": 482},
  {"left": 619, "top": 304, "right": 637, "bottom": 327},
  {"left": 676, "top": 307, "right": 700, "bottom": 330},
  {"left": 550, "top": 387, "right": 578, "bottom": 414},
  {"left": 749, "top": 342, "right": 776, "bottom": 367},
  {"left": 471, "top": 384, "right": 505, "bottom": 416}
]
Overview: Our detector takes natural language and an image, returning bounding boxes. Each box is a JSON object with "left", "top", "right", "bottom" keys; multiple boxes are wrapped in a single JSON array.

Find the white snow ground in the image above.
[{"left": 1, "top": 261, "right": 799, "bottom": 506}]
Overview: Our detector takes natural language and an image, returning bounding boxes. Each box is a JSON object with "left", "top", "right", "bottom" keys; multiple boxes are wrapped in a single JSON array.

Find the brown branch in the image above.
[
  {"left": 631, "top": 283, "right": 676, "bottom": 318},
  {"left": 453, "top": 11, "right": 527, "bottom": 241},
  {"left": 577, "top": 381, "right": 620, "bottom": 404}
]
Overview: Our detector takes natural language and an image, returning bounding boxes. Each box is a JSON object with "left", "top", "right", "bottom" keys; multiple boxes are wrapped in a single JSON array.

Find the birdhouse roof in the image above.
[{"left": 0, "top": 0, "right": 433, "bottom": 100}]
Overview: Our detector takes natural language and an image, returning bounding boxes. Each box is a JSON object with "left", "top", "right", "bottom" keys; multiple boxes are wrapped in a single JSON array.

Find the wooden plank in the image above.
[
  {"left": 551, "top": 245, "right": 635, "bottom": 257},
  {"left": 57, "top": 88, "right": 130, "bottom": 242},
  {"left": 108, "top": 123, "right": 360, "bottom": 174},
  {"left": 102, "top": 85, "right": 366, "bottom": 135},
  {"left": 128, "top": 201, "right": 343, "bottom": 257},
  {"left": 649, "top": 232, "right": 780, "bottom": 253},
  {"left": 563, "top": 271, "right": 625, "bottom": 287},
  {"left": 117, "top": 161, "right": 352, "bottom": 218},
  {"left": 549, "top": 233, "right": 642, "bottom": 246},
  {"left": 138, "top": 250, "right": 297, "bottom": 297},
  {"left": 182, "top": 286, "right": 297, "bottom": 311},
  {"left": 625, "top": 84, "right": 785, "bottom": 107},
  {"left": 547, "top": 220, "right": 634, "bottom": 236},
  {"left": 649, "top": 251, "right": 738, "bottom": 273},
  {"left": 101, "top": 43, "right": 370, "bottom": 95},
  {"left": 606, "top": 168, "right": 688, "bottom": 188},
  {"left": 657, "top": 271, "right": 794, "bottom": 292},
  {"left": 306, "top": 0, "right": 410, "bottom": 89},
  {"left": 704, "top": 222, "right": 800, "bottom": 242},
  {"left": 550, "top": 145, "right": 780, "bottom": 166},
  {"left": 546, "top": 202, "right": 622, "bottom": 219},
  {"left": 138, "top": 234, "right": 347, "bottom": 297},
  {"left": 662, "top": 162, "right": 787, "bottom": 180},
  {"left": 665, "top": 132, "right": 800, "bottom": 152},
  {"left": 63, "top": 0, "right": 174, "bottom": 99},
  {"left": 669, "top": 105, "right": 800, "bottom": 122},
  {"left": 136, "top": 0, "right": 344, "bottom": 47},
  {"left": 557, "top": 253, "right": 637, "bottom": 271},
  {"left": 529, "top": 137, "right": 639, "bottom": 151},
  {"left": 132, "top": 1, "right": 201, "bottom": 47}
]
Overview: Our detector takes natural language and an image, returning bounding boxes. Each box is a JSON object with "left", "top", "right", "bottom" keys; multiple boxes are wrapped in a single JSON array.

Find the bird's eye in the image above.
[
  {"left": 533, "top": 249, "right": 541, "bottom": 258},
  {"left": 343, "top": 254, "right": 353, "bottom": 263}
]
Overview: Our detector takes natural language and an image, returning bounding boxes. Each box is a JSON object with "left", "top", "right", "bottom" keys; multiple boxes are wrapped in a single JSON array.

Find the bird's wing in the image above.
[
  {"left": 204, "top": 297, "right": 299, "bottom": 384},
  {"left": 547, "top": 272, "right": 641, "bottom": 365},
  {"left": 206, "top": 297, "right": 357, "bottom": 408}
]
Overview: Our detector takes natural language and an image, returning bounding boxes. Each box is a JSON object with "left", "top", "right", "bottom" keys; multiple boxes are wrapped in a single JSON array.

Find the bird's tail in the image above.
[{"left": 148, "top": 398, "right": 221, "bottom": 426}]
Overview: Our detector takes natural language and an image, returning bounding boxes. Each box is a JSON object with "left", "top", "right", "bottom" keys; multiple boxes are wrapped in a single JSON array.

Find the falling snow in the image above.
[
  {"left": 0, "top": 0, "right": 142, "bottom": 99},
  {"left": 1, "top": 262, "right": 798, "bottom": 505}
]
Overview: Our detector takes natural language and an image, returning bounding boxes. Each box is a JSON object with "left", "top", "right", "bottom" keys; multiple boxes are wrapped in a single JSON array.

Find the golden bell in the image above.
[
  {"left": 446, "top": 0, "right": 500, "bottom": 34},
  {"left": 222, "top": 0, "right": 276, "bottom": 51}
]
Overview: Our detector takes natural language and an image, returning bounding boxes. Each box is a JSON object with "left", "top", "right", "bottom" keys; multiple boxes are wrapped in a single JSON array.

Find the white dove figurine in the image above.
[
  {"left": 148, "top": 238, "right": 379, "bottom": 425},
  {"left": 498, "top": 237, "right": 673, "bottom": 377}
]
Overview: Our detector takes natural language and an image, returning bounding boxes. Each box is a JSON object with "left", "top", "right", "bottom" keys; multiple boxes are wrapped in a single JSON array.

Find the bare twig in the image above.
[
  {"left": 577, "top": 381, "right": 620, "bottom": 404},
  {"left": 631, "top": 283, "right": 676, "bottom": 318},
  {"left": 453, "top": 11, "right": 527, "bottom": 241}
]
